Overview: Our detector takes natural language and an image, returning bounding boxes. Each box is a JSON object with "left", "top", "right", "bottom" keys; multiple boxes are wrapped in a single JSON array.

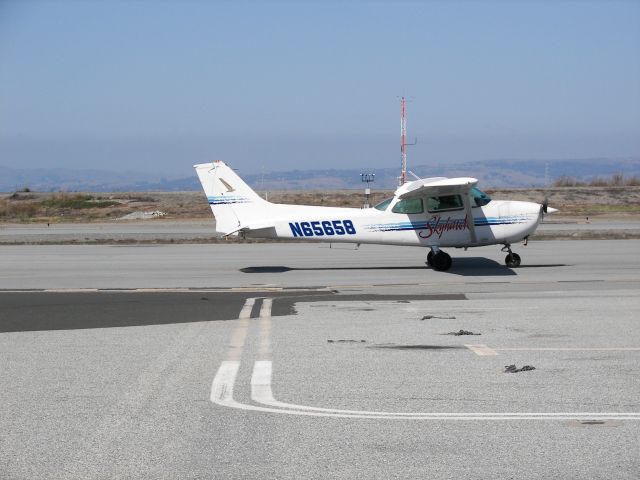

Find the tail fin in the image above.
[{"left": 194, "top": 160, "right": 270, "bottom": 235}]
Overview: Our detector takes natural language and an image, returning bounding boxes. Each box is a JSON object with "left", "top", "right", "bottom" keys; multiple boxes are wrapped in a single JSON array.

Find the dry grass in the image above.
[
  {"left": 552, "top": 173, "right": 640, "bottom": 187},
  {"left": 2, "top": 186, "right": 640, "bottom": 222}
]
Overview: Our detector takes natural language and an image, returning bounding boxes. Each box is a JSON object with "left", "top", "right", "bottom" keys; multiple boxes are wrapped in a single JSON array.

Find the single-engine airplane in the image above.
[{"left": 195, "top": 160, "right": 557, "bottom": 271}]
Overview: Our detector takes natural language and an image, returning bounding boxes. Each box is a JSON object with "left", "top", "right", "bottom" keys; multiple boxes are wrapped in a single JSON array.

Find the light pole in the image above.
[{"left": 360, "top": 173, "right": 375, "bottom": 208}]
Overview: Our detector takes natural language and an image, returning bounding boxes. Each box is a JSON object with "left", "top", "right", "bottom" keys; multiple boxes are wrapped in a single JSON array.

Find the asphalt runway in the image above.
[{"left": 1, "top": 240, "right": 639, "bottom": 479}]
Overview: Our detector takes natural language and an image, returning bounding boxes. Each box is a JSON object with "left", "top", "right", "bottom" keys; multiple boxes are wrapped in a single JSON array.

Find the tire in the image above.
[
  {"left": 432, "top": 252, "right": 452, "bottom": 271},
  {"left": 505, "top": 253, "right": 521, "bottom": 268},
  {"left": 426, "top": 250, "right": 434, "bottom": 266}
]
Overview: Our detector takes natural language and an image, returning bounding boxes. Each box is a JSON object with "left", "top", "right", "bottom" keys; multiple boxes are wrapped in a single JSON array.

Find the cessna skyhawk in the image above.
[{"left": 195, "top": 160, "right": 556, "bottom": 271}]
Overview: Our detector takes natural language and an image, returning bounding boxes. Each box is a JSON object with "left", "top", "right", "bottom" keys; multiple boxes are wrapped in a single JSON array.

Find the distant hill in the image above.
[
  {"left": 1, "top": 158, "right": 639, "bottom": 192},
  {"left": 0, "top": 165, "right": 197, "bottom": 192},
  {"left": 242, "top": 158, "right": 640, "bottom": 191}
]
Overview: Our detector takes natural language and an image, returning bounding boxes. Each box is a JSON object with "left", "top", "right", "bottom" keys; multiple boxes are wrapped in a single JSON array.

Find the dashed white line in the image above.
[{"left": 465, "top": 344, "right": 499, "bottom": 356}]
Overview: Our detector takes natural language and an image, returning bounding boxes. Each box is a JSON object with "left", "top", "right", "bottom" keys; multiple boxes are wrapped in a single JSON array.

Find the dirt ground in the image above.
[{"left": 1, "top": 187, "right": 640, "bottom": 223}]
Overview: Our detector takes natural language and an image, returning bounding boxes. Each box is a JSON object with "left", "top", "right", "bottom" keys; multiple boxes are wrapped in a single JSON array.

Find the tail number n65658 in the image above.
[{"left": 289, "top": 220, "right": 356, "bottom": 237}]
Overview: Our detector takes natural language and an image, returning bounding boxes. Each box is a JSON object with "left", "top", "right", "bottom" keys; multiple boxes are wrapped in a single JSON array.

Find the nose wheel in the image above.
[
  {"left": 502, "top": 244, "right": 521, "bottom": 268},
  {"left": 427, "top": 249, "right": 452, "bottom": 271}
]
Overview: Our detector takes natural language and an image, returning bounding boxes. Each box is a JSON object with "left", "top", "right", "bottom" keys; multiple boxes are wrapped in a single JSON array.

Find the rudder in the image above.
[{"left": 194, "top": 160, "right": 269, "bottom": 235}]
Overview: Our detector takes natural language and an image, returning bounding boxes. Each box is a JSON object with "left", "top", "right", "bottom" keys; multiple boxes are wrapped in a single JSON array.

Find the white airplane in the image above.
[{"left": 195, "top": 160, "right": 557, "bottom": 271}]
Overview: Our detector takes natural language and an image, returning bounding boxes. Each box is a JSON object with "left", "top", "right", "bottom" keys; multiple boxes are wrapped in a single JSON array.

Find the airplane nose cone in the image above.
[{"left": 546, "top": 207, "right": 559, "bottom": 214}]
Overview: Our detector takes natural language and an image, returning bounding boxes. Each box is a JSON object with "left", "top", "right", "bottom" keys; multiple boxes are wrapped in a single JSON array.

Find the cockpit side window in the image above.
[
  {"left": 391, "top": 198, "right": 424, "bottom": 214},
  {"left": 374, "top": 198, "right": 393, "bottom": 211},
  {"left": 426, "top": 195, "right": 464, "bottom": 212},
  {"left": 470, "top": 187, "right": 491, "bottom": 207}
]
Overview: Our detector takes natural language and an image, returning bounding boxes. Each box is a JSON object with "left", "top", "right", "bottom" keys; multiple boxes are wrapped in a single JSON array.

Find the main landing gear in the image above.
[
  {"left": 427, "top": 244, "right": 522, "bottom": 271},
  {"left": 426, "top": 248, "right": 452, "bottom": 272},
  {"left": 502, "top": 244, "right": 521, "bottom": 268}
]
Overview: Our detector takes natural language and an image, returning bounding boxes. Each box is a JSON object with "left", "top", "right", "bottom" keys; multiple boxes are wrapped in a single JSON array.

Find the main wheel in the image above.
[
  {"left": 426, "top": 250, "right": 434, "bottom": 267},
  {"left": 505, "top": 252, "right": 521, "bottom": 268},
  {"left": 432, "top": 251, "right": 452, "bottom": 271}
]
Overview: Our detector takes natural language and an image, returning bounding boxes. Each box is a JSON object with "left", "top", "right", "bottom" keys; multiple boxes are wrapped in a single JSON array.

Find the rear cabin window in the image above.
[
  {"left": 392, "top": 198, "right": 424, "bottom": 214},
  {"left": 426, "top": 195, "right": 464, "bottom": 212}
]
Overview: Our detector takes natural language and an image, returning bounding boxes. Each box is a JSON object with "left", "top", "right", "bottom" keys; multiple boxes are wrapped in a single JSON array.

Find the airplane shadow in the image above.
[
  {"left": 445, "top": 258, "right": 516, "bottom": 276},
  {"left": 240, "top": 265, "right": 427, "bottom": 273},
  {"left": 241, "top": 260, "right": 569, "bottom": 277},
  {"left": 422, "top": 258, "right": 568, "bottom": 276}
]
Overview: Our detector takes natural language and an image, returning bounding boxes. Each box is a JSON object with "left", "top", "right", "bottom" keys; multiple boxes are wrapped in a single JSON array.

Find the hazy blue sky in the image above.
[{"left": 1, "top": 0, "right": 639, "bottom": 177}]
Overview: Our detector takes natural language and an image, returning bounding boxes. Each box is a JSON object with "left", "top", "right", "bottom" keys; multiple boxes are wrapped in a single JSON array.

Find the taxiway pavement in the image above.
[
  {"left": 1, "top": 239, "right": 640, "bottom": 290},
  {"left": 1, "top": 240, "right": 639, "bottom": 479},
  {"left": 2, "top": 218, "right": 640, "bottom": 244}
]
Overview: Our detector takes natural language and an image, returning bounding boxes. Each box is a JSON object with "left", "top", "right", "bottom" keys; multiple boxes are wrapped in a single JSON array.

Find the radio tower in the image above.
[{"left": 399, "top": 96, "right": 408, "bottom": 185}]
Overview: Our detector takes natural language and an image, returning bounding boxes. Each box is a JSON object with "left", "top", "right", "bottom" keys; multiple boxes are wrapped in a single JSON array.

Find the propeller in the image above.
[
  {"left": 539, "top": 195, "right": 558, "bottom": 219},
  {"left": 538, "top": 195, "right": 549, "bottom": 220}
]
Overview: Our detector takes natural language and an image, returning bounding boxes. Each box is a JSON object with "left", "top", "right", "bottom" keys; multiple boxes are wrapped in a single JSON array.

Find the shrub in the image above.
[{"left": 40, "top": 193, "right": 119, "bottom": 209}]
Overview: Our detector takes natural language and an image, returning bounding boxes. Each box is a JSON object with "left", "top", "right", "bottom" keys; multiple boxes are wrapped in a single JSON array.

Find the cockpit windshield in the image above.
[
  {"left": 374, "top": 198, "right": 393, "bottom": 211},
  {"left": 471, "top": 186, "right": 491, "bottom": 207}
]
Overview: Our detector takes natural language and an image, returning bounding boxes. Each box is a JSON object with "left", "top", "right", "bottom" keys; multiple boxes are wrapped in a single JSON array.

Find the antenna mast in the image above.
[{"left": 399, "top": 96, "right": 408, "bottom": 185}]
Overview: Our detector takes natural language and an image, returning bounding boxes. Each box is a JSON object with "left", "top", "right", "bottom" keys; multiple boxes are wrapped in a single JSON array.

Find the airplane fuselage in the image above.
[{"left": 243, "top": 200, "right": 542, "bottom": 248}]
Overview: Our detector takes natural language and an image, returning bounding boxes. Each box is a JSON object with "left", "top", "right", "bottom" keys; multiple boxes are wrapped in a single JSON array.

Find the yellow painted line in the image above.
[{"left": 465, "top": 344, "right": 499, "bottom": 356}]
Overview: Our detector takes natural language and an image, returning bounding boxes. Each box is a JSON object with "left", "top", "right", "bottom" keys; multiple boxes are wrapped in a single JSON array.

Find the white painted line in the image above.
[
  {"left": 258, "top": 298, "right": 272, "bottom": 358},
  {"left": 210, "top": 299, "right": 640, "bottom": 421},
  {"left": 251, "top": 360, "right": 277, "bottom": 403},
  {"left": 205, "top": 360, "right": 640, "bottom": 420},
  {"left": 231, "top": 287, "right": 283, "bottom": 292},
  {"left": 44, "top": 288, "right": 99, "bottom": 292},
  {"left": 133, "top": 288, "right": 190, "bottom": 292},
  {"left": 211, "top": 361, "right": 240, "bottom": 403},
  {"left": 227, "top": 297, "right": 256, "bottom": 361},
  {"left": 259, "top": 298, "right": 272, "bottom": 318},
  {"left": 251, "top": 360, "right": 408, "bottom": 415},
  {"left": 249, "top": 361, "right": 640, "bottom": 418},
  {"left": 465, "top": 344, "right": 499, "bottom": 356},
  {"left": 496, "top": 347, "right": 640, "bottom": 352},
  {"left": 215, "top": 361, "right": 541, "bottom": 419},
  {"left": 214, "top": 360, "right": 395, "bottom": 419},
  {"left": 238, "top": 297, "right": 257, "bottom": 320}
]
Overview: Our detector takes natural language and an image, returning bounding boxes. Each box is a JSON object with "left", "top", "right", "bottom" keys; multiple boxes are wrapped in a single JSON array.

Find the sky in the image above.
[{"left": 1, "top": 0, "right": 639, "bottom": 177}]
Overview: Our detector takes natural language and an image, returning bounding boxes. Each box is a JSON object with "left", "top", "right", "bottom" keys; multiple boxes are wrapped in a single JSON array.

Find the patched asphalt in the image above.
[{"left": 1, "top": 240, "right": 639, "bottom": 479}]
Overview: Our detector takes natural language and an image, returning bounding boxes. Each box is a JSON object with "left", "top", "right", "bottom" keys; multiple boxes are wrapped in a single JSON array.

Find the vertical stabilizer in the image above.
[{"left": 194, "top": 161, "right": 269, "bottom": 235}]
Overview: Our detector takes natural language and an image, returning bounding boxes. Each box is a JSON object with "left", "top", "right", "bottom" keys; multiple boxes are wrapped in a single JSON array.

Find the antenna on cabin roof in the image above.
[{"left": 399, "top": 96, "right": 417, "bottom": 186}]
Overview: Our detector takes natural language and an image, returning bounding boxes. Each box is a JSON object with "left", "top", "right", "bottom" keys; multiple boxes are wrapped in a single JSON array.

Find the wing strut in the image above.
[{"left": 461, "top": 185, "right": 477, "bottom": 244}]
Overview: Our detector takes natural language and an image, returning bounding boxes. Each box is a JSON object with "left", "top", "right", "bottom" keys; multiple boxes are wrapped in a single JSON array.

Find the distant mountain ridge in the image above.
[{"left": 1, "top": 158, "right": 639, "bottom": 192}]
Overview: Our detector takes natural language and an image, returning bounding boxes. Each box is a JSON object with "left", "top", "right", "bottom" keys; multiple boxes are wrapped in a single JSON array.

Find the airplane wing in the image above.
[
  {"left": 397, "top": 177, "right": 479, "bottom": 243},
  {"left": 397, "top": 177, "right": 478, "bottom": 200}
]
